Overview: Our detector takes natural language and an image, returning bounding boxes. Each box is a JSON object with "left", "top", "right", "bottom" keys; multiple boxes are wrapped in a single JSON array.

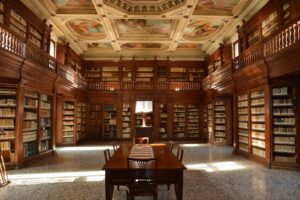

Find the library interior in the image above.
[{"left": 0, "top": 0, "right": 300, "bottom": 199}]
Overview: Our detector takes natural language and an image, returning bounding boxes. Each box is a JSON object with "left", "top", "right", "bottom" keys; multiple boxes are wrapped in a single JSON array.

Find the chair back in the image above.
[
  {"left": 104, "top": 149, "right": 111, "bottom": 163},
  {"left": 112, "top": 142, "right": 119, "bottom": 152},
  {"left": 176, "top": 147, "right": 184, "bottom": 162},
  {"left": 167, "top": 141, "right": 173, "bottom": 151},
  {"left": 133, "top": 137, "right": 149, "bottom": 144},
  {"left": 127, "top": 157, "right": 158, "bottom": 199}
]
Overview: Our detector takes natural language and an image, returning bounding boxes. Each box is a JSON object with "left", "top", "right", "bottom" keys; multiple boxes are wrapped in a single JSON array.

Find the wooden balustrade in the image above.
[
  {"left": 88, "top": 81, "right": 202, "bottom": 91},
  {"left": 210, "top": 64, "right": 232, "bottom": 88},
  {"left": 0, "top": 25, "right": 25, "bottom": 57},
  {"left": 232, "top": 43, "right": 263, "bottom": 72},
  {"left": 26, "top": 42, "right": 56, "bottom": 71},
  {"left": 264, "top": 19, "right": 300, "bottom": 57}
]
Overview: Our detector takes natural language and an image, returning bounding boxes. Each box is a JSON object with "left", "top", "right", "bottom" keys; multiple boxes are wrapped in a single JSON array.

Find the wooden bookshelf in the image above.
[
  {"left": 262, "top": 11, "right": 278, "bottom": 38},
  {"left": 39, "top": 93, "right": 52, "bottom": 153},
  {"left": 0, "top": 1, "right": 5, "bottom": 24},
  {"left": 271, "top": 86, "right": 297, "bottom": 164},
  {"left": 136, "top": 66, "right": 153, "bottom": 81},
  {"left": 247, "top": 29, "right": 259, "bottom": 47},
  {"left": 0, "top": 87, "right": 17, "bottom": 166},
  {"left": 90, "top": 104, "right": 102, "bottom": 139},
  {"left": 250, "top": 89, "right": 266, "bottom": 158},
  {"left": 170, "top": 67, "right": 188, "bottom": 82},
  {"left": 85, "top": 67, "right": 101, "bottom": 81},
  {"left": 122, "top": 66, "right": 132, "bottom": 81},
  {"left": 9, "top": 9, "right": 27, "bottom": 38},
  {"left": 187, "top": 104, "right": 200, "bottom": 138},
  {"left": 122, "top": 103, "right": 131, "bottom": 139},
  {"left": 29, "top": 26, "right": 42, "bottom": 48},
  {"left": 189, "top": 68, "right": 205, "bottom": 81},
  {"left": 103, "top": 104, "right": 116, "bottom": 138},
  {"left": 207, "top": 103, "right": 213, "bottom": 142},
  {"left": 76, "top": 102, "right": 86, "bottom": 141},
  {"left": 237, "top": 94, "right": 249, "bottom": 152},
  {"left": 62, "top": 101, "right": 75, "bottom": 144},
  {"left": 173, "top": 104, "right": 185, "bottom": 138},
  {"left": 214, "top": 100, "right": 226, "bottom": 144},
  {"left": 102, "top": 66, "right": 119, "bottom": 81},
  {"left": 23, "top": 91, "right": 39, "bottom": 157},
  {"left": 202, "top": 104, "right": 208, "bottom": 141},
  {"left": 282, "top": 2, "right": 291, "bottom": 25},
  {"left": 157, "top": 66, "right": 168, "bottom": 82},
  {"left": 159, "top": 104, "right": 168, "bottom": 139}
]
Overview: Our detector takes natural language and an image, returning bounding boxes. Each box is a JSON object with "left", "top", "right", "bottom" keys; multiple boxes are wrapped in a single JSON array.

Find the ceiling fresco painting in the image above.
[
  {"left": 116, "top": 19, "right": 173, "bottom": 36},
  {"left": 88, "top": 43, "right": 113, "bottom": 49},
  {"left": 183, "top": 20, "right": 224, "bottom": 39},
  {"left": 121, "top": 43, "right": 168, "bottom": 50},
  {"left": 66, "top": 19, "right": 106, "bottom": 40},
  {"left": 177, "top": 43, "right": 203, "bottom": 49},
  {"left": 51, "top": 0, "right": 93, "bottom": 8},
  {"left": 25, "top": 0, "right": 267, "bottom": 59}
]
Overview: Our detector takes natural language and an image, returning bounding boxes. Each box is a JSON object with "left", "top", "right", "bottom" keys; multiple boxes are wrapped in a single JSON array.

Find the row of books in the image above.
[
  {"left": 23, "top": 121, "right": 37, "bottom": 131},
  {"left": 272, "top": 87, "right": 289, "bottom": 96},
  {"left": 274, "top": 145, "right": 295, "bottom": 153},
  {"left": 273, "top": 108, "right": 294, "bottom": 116},
  {"left": 0, "top": 119, "right": 14, "bottom": 128},
  {"left": 0, "top": 108, "right": 15, "bottom": 117},
  {"left": 251, "top": 98, "right": 264, "bottom": 106},
  {"left": 0, "top": 98, "right": 16, "bottom": 106},
  {"left": 273, "top": 117, "right": 295, "bottom": 125},
  {"left": 273, "top": 99, "right": 293, "bottom": 106},
  {"left": 23, "top": 131, "right": 37, "bottom": 142},
  {"left": 274, "top": 136, "right": 295, "bottom": 144}
]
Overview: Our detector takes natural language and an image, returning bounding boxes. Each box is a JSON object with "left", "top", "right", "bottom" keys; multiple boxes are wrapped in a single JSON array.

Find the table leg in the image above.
[
  {"left": 174, "top": 171, "right": 183, "bottom": 200},
  {"left": 105, "top": 172, "right": 113, "bottom": 200}
]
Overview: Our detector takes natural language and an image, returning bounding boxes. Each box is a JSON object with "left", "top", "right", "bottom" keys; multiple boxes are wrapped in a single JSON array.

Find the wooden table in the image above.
[{"left": 102, "top": 143, "right": 186, "bottom": 200}]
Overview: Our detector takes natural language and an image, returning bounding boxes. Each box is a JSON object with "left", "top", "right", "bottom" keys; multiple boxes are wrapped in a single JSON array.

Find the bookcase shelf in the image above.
[
  {"left": 77, "top": 102, "right": 86, "bottom": 141},
  {"left": 0, "top": 1, "right": 5, "bottom": 24},
  {"left": 122, "top": 66, "right": 132, "bottom": 81},
  {"left": 157, "top": 66, "right": 167, "bottom": 82},
  {"left": 102, "top": 66, "right": 119, "bottom": 81},
  {"left": 159, "top": 104, "right": 168, "bottom": 139},
  {"left": 103, "top": 104, "right": 117, "bottom": 138},
  {"left": 0, "top": 87, "right": 17, "bottom": 165},
  {"left": 187, "top": 104, "right": 200, "bottom": 138},
  {"left": 136, "top": 66, "right": 154, "bottom": 81},
  {"left": 207, "top": 104, "right": 213, "bottom": 142},
  {"left": 250, "top": 89, "right": 266, "bottom": 158},
  {"left": 247, "top": 30, "right": 259, "bottom": 47},
  {"left": 136, "top": 112, "right": 153, "bottom": 127},
  {"left": 262, "top": 11, "right": 278, "bottom": 38},
  {"left": 29, "top": 26, "right": 42, "bottom": 48},
  {"left": 271, "top": 86, "right": 297, "bottom": 164},
  {"left": 238, "top": 93, "right": 249, "bottom": 152},
  {"left": 122, "top": 103, "right": 131, "bottom": 139},
  {"left": 62, "top": 101, "right": 75, "bottom": 144},
  {"left": 202, "top": 104, "right": 208, "bottom": 141},
  {"left": 9, "top": 9, "right": 27, "bottom": 38},
  {"left": 23, "top": 91, "right": 39, "bottom": 157},
  {"left": 214, "top": 100, "right": 227, "bottom": 144},
  {"left": 90, "top": 104, "right": 102, "bottom": 139},
  {"left": 282, "top": 2, "right": 291, "bottom": 25},
  {"left": 39, "top": 94, "right": 52, "bottom": 153},
  {"left": 173, "top": 104, "right": 185, "bottom": 138}
]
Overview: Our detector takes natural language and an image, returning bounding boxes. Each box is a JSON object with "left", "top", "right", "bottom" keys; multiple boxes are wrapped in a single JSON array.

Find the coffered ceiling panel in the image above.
[
  {"left": 183, "top": 19, "right": 225, "bottom": 40},
  {"left": 66, "top": 19, "right": 106, "bottom": 40},
  {"left": 21, "top": 0, "right": 268, "bottom": 60},
  {"left": 114, "top": 19, "right": 174, "bottom": 38}
]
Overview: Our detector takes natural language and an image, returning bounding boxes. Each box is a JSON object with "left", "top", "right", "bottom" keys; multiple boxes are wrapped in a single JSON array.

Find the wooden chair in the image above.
[
  {"left": 112, "top": 142, "right": 119, "bottom": 153},
  {"left": 104, "top": 148, "right": 128, "bottom": 192},
  {"left": 167, "top": 141, "right": 174, "bottom": 152},
  {"left": 127, "top": 157, "right": 158, "bottom": 200},
  {"left": 176, "top": 147, "right": 184, "bottom": 162},
  {"left": 133, "top": 137, "right": 149, "bottom": 144},
  {"left": 104, "top": 149, "right": 111, "bottom": 163}
]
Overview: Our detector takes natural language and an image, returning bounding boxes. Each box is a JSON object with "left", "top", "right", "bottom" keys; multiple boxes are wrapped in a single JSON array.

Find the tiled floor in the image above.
[{"left": 1, "top": 143, "right": 300, "bottom": 200}]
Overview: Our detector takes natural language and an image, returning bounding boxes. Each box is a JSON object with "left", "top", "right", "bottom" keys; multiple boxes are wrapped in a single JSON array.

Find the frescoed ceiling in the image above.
[{"left": 21, "top": 0, "right": 268, "bottom": 60}]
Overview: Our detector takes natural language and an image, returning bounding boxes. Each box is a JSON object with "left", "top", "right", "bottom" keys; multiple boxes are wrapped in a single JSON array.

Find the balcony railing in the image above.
[
  {"left": 88, "top": 81, "right": 202, "bottom": 91},
  {"left": 204, "top": 17, "right": 300, "bottom": 90},
  {"left": 0, "top": 24, "right": 86, "bottom": 89}
]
